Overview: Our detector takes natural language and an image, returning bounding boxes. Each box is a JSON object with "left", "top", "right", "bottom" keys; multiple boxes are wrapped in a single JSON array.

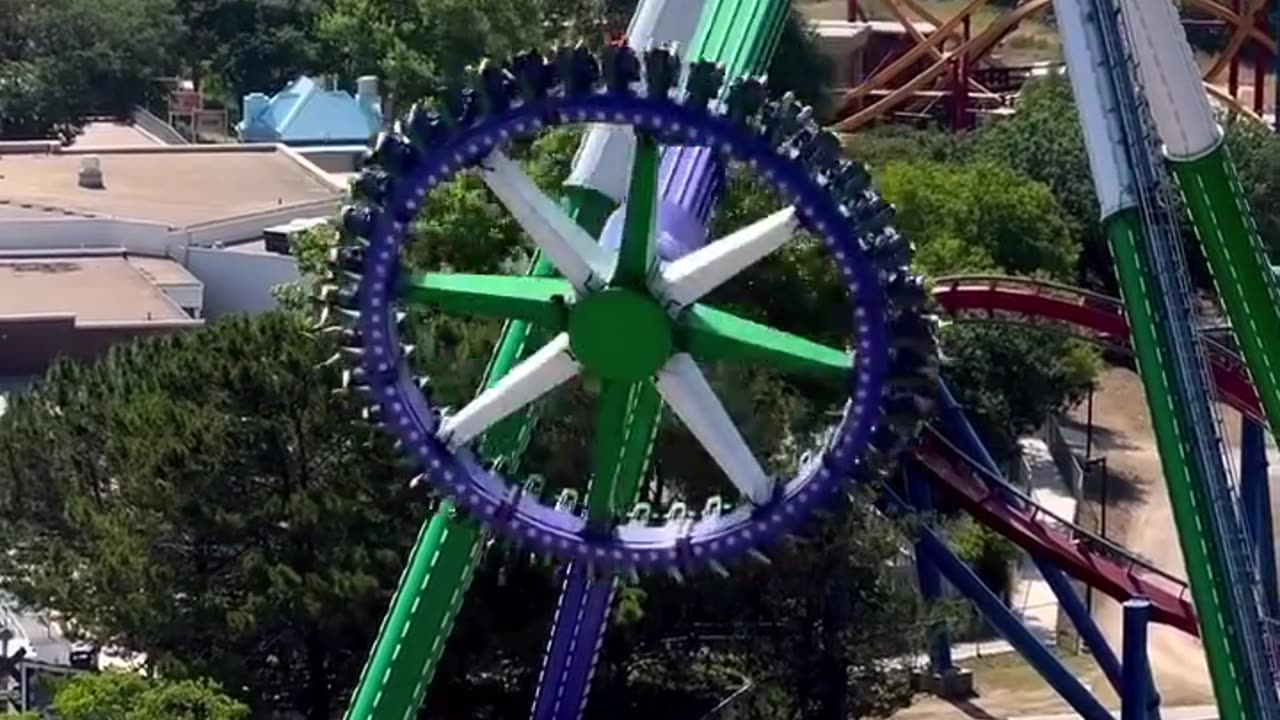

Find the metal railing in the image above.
[
  {"left": 926, "top": 427, "right": 1190, "bottom": 596},
  {"left": 1043, "top": 416, "right": 1084, "bottom": 497}
]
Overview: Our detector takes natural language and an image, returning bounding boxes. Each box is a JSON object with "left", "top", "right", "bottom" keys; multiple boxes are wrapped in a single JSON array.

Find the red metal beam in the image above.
[
  {"left": 914, "top": 434, "right": 1199, "bottom": 635},
  {"left": 930, "top": 278, "right": 1263, "bottom": 422}
]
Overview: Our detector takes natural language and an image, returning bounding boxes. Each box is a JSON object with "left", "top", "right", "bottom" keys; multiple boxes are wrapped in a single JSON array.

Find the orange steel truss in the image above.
[{"left": 829, "top": 0, "right": 1278, "bottom": 131}]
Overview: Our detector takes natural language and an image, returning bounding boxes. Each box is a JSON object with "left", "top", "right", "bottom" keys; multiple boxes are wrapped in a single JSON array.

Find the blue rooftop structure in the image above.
[{"left": 237, "top": 75, "right": 382, "bottom": 145}]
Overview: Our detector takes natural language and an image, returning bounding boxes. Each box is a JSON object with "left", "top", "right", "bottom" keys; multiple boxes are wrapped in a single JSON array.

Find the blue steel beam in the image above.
[
  {"left": 1122, "top": 599, "right": 1152, "bottom": 720},
  {"left": 906, "top": 467, "right": 954, "bottom": 673},
  {"left": 935, "top": 380, "right": 1125, "bottom": 695},
  {"left": 1240, "top": 417, "right": 1279, "bottom": 619},
  {"left": 891, "top": 486, "right": 1112, "bottom": 720}
]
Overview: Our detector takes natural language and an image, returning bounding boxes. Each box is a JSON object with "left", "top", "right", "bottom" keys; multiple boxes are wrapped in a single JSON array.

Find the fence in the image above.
[
  {"left": 1044, "top": 415, "right": 1084, "bottom": 497},
  {"left": 130, "top": 107, "right": 189, "bottom": 145}
]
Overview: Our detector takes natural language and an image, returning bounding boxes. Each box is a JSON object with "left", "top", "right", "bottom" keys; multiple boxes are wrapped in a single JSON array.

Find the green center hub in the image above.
[{"left": 568, "top": 288, "right": 673, "bottom": 381}]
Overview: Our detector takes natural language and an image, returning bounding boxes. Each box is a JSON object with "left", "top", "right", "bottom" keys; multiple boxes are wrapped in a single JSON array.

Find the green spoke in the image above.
[
  {"left": 679, "top": 304, "right": 851, "bottom": 379},
  {"left": 613, "top": 133, "right": 661, "bottom": 287},
  {"left": 587, "top": 379, "right": 638, "bottom": 526},
  {"left": 402, "top": 272, "right": 573, "bottom": 327}
]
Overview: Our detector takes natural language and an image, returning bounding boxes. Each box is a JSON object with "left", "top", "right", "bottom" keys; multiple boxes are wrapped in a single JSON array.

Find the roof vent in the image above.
[{"left": 78, "top": 155, "right": 104, "bottom": 189}]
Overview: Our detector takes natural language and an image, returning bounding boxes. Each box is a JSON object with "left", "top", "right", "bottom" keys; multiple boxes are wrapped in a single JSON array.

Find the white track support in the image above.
[
  {"left": 652, "top": 207, "right": 799, "bottom": 310},
  {"left": 439, "top": 333, "right": 580, "bottom": 447},
  {"left": 655, "top": 353, "right": 774, "bottom": 505},
  {"left": 481, "top": 152, "right": 615, "bottom": 291}
]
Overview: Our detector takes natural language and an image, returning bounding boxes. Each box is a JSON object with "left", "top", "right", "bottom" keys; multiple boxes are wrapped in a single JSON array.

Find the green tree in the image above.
[
  {"left": 848, "top": 152, "right": 1097, "bottom": 459},
  {"left": 318, "top": 0, "right": 610, "bottom": 111},
  {"left": 843, "top": 124, "right": 965, "bottom": 170},
  {"left": 0, "top": 314, "right": 422, "bottom": 719},
  {"left": 877, "top": 160, "right": 1079, "bottom": 281},
  {"left": 966, "top": 74, "right": 1105, "bottom": 288},
  {"left": 173, "top": 0, "right": 328, "bottom": 103},
  {"left": 52, "top": 671, "right": 248, "bottom": 720},
  {"left": 0, "top": 0, "right": 181, "bottom": 139}
]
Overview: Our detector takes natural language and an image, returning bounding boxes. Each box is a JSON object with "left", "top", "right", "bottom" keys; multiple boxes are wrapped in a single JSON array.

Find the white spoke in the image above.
[
  {"left": 480, "top": 152, "right": 614, "bottom": 292},
  {"left": 654, "top": 353, "right": 774, "bottom": 505},
  {"left": 439, "top": 333, "right": 580, "bottom": 448},
  {"left": 652, "top": 207, "right": 799, "bottom": 310}
]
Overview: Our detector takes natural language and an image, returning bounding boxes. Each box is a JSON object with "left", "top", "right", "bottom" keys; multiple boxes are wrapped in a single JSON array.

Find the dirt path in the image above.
[{"left": 1067, "top": 369, "right": 1213, "bottom": 705}]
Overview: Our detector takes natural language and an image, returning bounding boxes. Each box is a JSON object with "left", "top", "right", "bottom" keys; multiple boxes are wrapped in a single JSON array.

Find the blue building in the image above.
[{"left": 237, "top": 75, "right": 382, "bottom": 145}]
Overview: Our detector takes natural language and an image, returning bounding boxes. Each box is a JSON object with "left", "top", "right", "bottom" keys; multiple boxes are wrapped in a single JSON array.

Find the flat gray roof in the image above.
[
  {"left": 0, "top": 254, "right": 192, "bottom": 323},
  {"left": 128, "top": 255, "right": 202, "bottom": 286},
  {"left": 0, "top": 147, "right": 341, "bottom": 228},
  {"left": 72, "top": 122, "right": 162, "bottom": 149}
]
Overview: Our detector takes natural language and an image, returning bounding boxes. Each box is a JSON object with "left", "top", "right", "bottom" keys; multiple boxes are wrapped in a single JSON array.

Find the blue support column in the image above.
[
  {"left": 936, "top": 381, "right": 1001, "bottom": 473},
  {"left": 1040, "top": 561, "right": 1122, "bottom": 690},
  {"left": 902, "top": 503, "right": 1112, "bottom": 720},
  {"left": 1240, "top": 416, "right": 1279, "bottom": 619},
  {"left": 906, "top": 467, "right": 954, "bottom": 673},
  {"left": 1121, "top": 599, "right": 1152, "bottom": 720},
  {"left": 936, "top": 379, "right": 1124, "bottom": 692}
]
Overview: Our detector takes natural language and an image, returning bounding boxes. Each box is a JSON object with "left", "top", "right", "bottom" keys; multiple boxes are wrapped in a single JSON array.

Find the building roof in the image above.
[
  {"left": 0, "top": 147, "right": 341, "bottom": 228},
  {"left": 238, "top": 75, "right": 382, "bottom": 144},
  {"left": 127, "top": 255, "right": 202, "bottom": 287},
  {"left": 0, "top": 253, "right": 194, "bottom": 324},
  {"left": 71, "top": 121, "right": 162, "bottom": 149}
]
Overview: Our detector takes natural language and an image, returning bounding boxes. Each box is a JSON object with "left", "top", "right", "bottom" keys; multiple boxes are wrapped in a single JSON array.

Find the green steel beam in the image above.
[
  {"left": 402, "top": 273, "right": 573, "bottom": 327},
  {"left": 613, "top": 134, "right": 662, "bottom": 288},
  {"left": 680, "top": 303, "right": 851, "bottom": 379},
  {"left": 587, "top": 379, "right": 640, "bottom": 525},
  {"left": 343, "top": 503, "right": 483, "bottom": 720},
  {"left": 584, "top": 0, "right": 797, "bottom": 522},
  {"left": 1172, "top": 145, "right": 1280, "bottom": 446},
  {"left": 689, "top": 0, "right": 791, "bottom": 84},
  {"left": 343, "top": 187, "right": 615, "bottom": 720},
  {"left": 1104, "top": 208, "right": 1247, "bottom": 720}
]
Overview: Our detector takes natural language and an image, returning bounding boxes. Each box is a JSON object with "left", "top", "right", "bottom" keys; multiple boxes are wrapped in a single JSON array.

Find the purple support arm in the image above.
[
  {"left": 598, "top": 144, "right": 726, "bottom": 260},
  {"left": 530, "top": 563, "right": 591, "bottom": 719}
]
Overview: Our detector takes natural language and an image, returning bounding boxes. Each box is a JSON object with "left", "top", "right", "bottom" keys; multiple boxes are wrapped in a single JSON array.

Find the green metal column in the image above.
[
  {"left": 343, "top": 188, "right": 614, "bottom": 720},
  {"left": 1104, "top": 207, "right": 1248, "bottom": 720},
  {"left": 1172, "top": 144, "right": 1280, "bottom": 445}
]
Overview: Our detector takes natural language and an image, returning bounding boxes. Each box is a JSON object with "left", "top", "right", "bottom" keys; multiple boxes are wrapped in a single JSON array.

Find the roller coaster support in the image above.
[
  {"left": 1241, "top": 417, "right": 1279, "bottom": 619},
  {"left": 1122, "top": 599, "right": 1154, "bottom": 720},
  {"left": 905, "top": 467, "right": 953, "bottom": 674},
  {"left": 935, "top": 381, "right": 1124, "bottom": 697},
  {"left": 897, "top": 486, "right": 1111, "bottom": 720}
]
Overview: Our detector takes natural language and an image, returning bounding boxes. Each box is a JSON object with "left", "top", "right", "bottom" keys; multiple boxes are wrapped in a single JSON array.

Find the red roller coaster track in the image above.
[
  {"left": 908, "top": 274, "right": 1267, "bottom": 637},
  {"left": 932, "top": 275, "right": 1262, "bottom": 422},
  {"left": 912, "top": 432, "right": 1198, "bottom": 634}
]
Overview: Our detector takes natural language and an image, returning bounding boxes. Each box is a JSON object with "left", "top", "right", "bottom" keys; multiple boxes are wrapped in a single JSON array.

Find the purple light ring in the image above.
[{"left": 357, "top": 91, "right": 890, "bottom": 572}]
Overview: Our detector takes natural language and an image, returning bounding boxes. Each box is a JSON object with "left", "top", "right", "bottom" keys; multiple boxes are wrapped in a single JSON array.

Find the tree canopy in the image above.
[
  {"left": 0, "top": 0, "right": 181, "bottom": 140},
  {"left": 0, "top": 314, "right": 423, "bottom": 718},
  {"left": 50, "top": 672, "right": 248, "bottom": 720}
]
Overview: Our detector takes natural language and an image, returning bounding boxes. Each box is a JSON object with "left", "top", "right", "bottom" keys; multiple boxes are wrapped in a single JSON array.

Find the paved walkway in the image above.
[{"left": 1010, "top": 436, "right": 1081, "bottom": 647}]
